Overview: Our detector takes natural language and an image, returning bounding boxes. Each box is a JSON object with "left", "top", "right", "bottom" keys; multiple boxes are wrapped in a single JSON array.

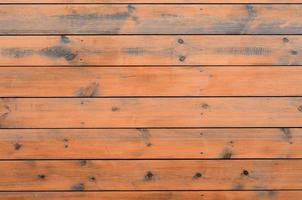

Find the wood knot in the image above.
[
  {"left": 14, "top": 143, "right": 22, "bottom": 150},
  {"left": 201, "top": 103, "right": 209, "bottom": 109},
  {"left": 179, "top": 55, "right": 186, "bottom": 62},
  {"left": 144, "top": 171, "right": 154, "bottom": 181},
  {"left": 242, "top": 169, "right": 249, "bottom": 176},
  {"left": 37, "top": 174, "right": 46, "bottom": 179},
  {"left": 111, "top": 107, "right": 120, "bottom": 112},
  {"left": 178, "top": 38, "right": 184, "bottom": 44},
  {"left": 283, "top": 37, "right": 289, "bottom": 43},
  {"left": 193, "top": 172, "right": 202, "bottom": 179},
  {"left": 290, "top": 50, "right": 298, "bottom": 55}
]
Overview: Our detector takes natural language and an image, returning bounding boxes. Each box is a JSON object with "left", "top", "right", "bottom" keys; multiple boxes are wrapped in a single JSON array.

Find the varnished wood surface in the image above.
[
  {"left": 0, "top": 128, "right": 300, "bottom": 159},
  {"left": 0, "top": 191, "right": 300, "bottom": 200},
  {"left": 0, "top": 36, "right": 301, "bottom": 66},
  {"left": 2, "top": 66, "right": 302, "bottom": 97},
  {"left": 0, "top": 160, "right": 301, "bottom": 190},
  {"left": 1, "top": 97, "right": 302, "bottom": 128},
  {"left": 0, "top": 4, "right": 301, "bottom": 34}
]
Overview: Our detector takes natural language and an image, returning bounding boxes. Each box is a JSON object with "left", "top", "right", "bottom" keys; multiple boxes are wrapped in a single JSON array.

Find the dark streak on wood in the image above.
[
  {"left": 240, "top": 4, "right": 257, "bottom": 34},
  {"left": 79, "top": 160, "right": 87, "bottom": 166},
  {"left": 61, "top": 35, "right": 70, "bottom": 44},
  {"left": 215, "top": 47, "right": 271, "bottom": 56},
  {"left": 220, "top": 147, "right": 233, "bottom": 159},
  {"left": 0, "top": 105, "right": 11, "bottom": 120},
  {"left": 71, "top": 183, "right": 85, "bottom": 191},
  {"left": 75, "top": 82, "right": 99, "bottom": 97},
  {"left": 1, "top": 48, "right": 34, "bottom": 58},
  {"left": 39, "top": 46, "right": 77, "bottom": 61},
  {"left": 137, "top": 128, "right": 152, "bottom": 147},
  {"left": 281, "top": 128, "right": 293, "bottom": 144}
]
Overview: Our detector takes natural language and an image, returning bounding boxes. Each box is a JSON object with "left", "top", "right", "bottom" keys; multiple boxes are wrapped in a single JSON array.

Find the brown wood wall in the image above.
[{"left": 0, "top": 0, "right": 301, "bottom": 199}]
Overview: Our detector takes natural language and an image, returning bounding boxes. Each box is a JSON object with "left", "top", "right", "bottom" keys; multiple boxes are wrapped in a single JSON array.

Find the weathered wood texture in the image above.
[
  {"left": 0, "top": 128, "right": 301, "bottom": 159},
  {"left": 0, "top": 191, "right": 300, "bottom": 200},
  {"left": 0, "top": 5, "right": 301, "bottom": 34},
  {"left": 1, "top": 98, "right": 302, "bottom": 128},
  {"left": 1, "top": 66, "right": 302, "bottom": 97},
  {"left": 2, "top": 0, "right": 302, "bottom": 3},
  {"left": 0, "top": 160, "right": 301, "bottom": 190},
  {"left": 0, "top": 36, "right": 301, "bottom": 66},
  {"left": 0, "top": 0, "right": 301, "bottom": 196}
]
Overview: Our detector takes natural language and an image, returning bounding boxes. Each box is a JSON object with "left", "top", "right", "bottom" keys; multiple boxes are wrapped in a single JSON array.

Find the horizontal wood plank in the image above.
[
  {"left": 0, "top": 36, "right": 301, "bottom": 66},
  {"left": 0, "top": 191, "right": 301, "bottom": 200},
  {"left": 2, "top": 66, "right": 302, "bottom": 97},
  {"left": 1, "top": 98, "right": 302, "bottom": 128},
  {"left": 0, "top": 5, "right": 301, "bottom": 34},
  {"left": 1, "top": 128, "right": 301, "bottom": 159},
  {"left": 0, "top": 160, "right": 301, "bottom": 190},
  {"left": 2, "top": 0, "right": 302, "bottom": 3}
]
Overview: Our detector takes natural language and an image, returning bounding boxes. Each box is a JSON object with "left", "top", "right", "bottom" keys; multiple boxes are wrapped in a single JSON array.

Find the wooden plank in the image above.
[
  {"left": 1, "top": 98, "right": 302, "bottom": 128},
  {"left": 0, "top": 5, "right": 301, "bottom": 34},
  {"left": 0, "top": 191, "right": 301, "bottom": 200},
  {"left": 0, "top": 36, "right": 301, "bottom": 66},
  {"left": 2, "top": 66, "right": 302, "bottom": 97},
  {"left": 0, "top": 160, "right": 301, "bottom": 190},
  {"left": 1, "top": 128, "right": 302, "bottom": 159},
  {"left": 2, "top": 0, "right": 302, "bottom": 3}
]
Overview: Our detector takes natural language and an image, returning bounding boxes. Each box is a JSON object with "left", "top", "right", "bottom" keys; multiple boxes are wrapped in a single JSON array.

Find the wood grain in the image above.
[
  {"left": 1, "top": 128, "right": 301, "bottom": 159},
  {"left": 0, "top": 191, "right": 300, "bottom": 200},
  {"left": 1, "top": 66, "right": 302, "bottom": 97},
  {"left": 0, "top": 36, "right": 301, "bottom": 66},
  {"left": 0, "top": 5, "right": 301, "bottom": 34},
  {"left": 2, "top": 0, "right": 302, "bottom": 3},
  {"left": 1, "top": 98, "right": 302, "bottom": 128},
  {"left": 0, "top": 160, "right": 301, "bottom": 190}
]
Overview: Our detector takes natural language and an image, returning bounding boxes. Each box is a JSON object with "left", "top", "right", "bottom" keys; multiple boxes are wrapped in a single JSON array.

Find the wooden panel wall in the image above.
[{"left": 0, "top": 0, "right": 301, "bottom": 200}]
